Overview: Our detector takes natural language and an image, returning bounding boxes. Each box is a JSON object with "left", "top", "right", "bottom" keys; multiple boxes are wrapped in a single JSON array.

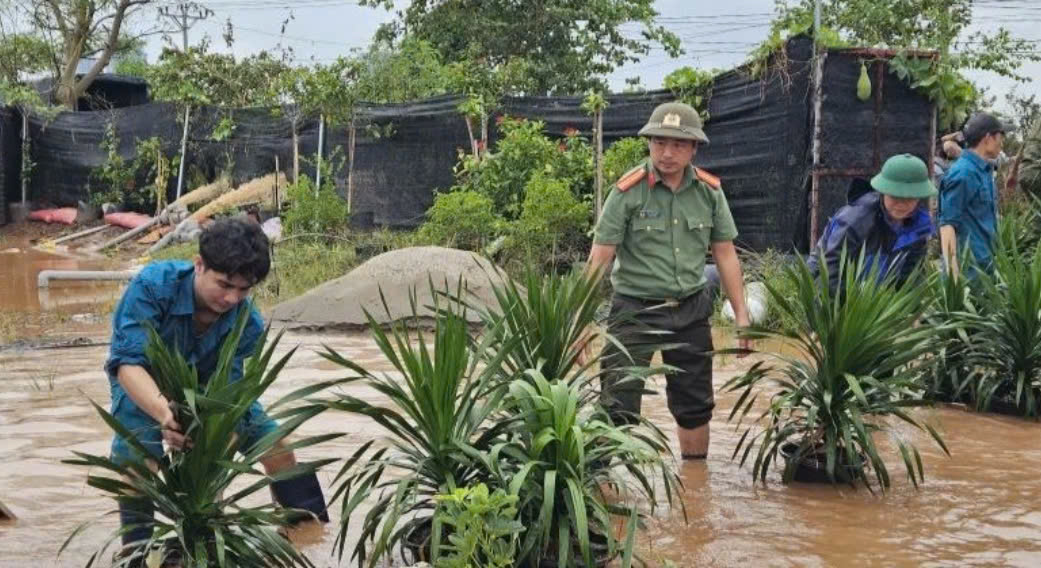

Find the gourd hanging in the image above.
[{"left": 857, "top": 61, "right": 872, "bottom": 101}]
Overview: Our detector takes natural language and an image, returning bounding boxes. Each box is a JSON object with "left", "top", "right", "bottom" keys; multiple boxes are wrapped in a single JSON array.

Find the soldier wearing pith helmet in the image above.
[{"left": 583, "top": 101, "right": 751, "bottom": 460}]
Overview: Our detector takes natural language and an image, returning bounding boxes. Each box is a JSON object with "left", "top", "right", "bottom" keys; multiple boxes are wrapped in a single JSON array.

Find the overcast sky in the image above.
[{"left": 139, "top": 0, "right": 1041, "bottom": 110}]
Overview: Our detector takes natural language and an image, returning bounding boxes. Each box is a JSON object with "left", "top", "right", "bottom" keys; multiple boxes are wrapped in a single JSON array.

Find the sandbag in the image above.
[
  {"left": 28, "top": 208, "right": 78, "bottom": 225},
  {"left": 104, "top": 212, "right": 154, "bottom": 229}
]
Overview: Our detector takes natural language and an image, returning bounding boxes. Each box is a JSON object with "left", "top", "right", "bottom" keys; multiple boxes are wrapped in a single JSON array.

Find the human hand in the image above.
[{"left": 159, "top": 402, "right": 191, "bottom": 451}]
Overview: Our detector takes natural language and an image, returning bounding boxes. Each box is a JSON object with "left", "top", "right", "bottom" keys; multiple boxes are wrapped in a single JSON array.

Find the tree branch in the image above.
[{"left": 74, "top": 0, "right": 151, "bottom": 99}]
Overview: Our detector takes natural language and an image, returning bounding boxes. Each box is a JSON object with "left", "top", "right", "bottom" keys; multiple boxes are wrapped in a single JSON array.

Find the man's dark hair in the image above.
[{"left": 199, "top": 218, "right": 271, "bottom": 285}]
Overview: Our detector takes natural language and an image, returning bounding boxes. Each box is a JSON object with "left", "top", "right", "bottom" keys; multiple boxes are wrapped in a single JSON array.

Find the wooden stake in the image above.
[{"left": 347, "top": 119, "right": 356, "bottom": 213}]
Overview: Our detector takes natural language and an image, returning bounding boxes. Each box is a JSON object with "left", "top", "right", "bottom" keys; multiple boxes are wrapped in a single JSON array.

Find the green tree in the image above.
[
  {"left": 360, "top": 0, "right": 682, "bottom": 95},
  {"left": 8, "top": 0, "right": 154, "bottom": 109},
  {"left": 354, "top": 37, "right": 450, "bottom": 103}
]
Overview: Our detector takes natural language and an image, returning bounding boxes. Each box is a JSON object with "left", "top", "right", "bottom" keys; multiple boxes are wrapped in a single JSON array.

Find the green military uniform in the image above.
[
  {"left": 594, "top": 102, "right": 739, "bottom": 430},
  {"left": 1020, "top": 119, "right": 1041, "bottom": 199}
]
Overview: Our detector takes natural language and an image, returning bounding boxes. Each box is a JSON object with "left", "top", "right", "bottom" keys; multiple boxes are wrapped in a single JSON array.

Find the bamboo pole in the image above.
[
  {"left": 347, "top": 119, "right": 356, "bottom": 213},
  {"left": 50, "top": 224, "right": 115, "bottom": 245},
  {"left": 175, "top": 105, "right": 191, "bottom": 200}
]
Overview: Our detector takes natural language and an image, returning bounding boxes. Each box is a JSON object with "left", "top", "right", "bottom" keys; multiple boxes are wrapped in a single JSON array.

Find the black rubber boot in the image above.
[{"left": 271, "top": 472, "right": 330, "bottom": 523}]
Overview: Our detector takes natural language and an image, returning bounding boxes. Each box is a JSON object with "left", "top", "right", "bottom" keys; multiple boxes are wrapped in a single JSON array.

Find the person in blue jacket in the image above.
[
  {"left": 106, "top": 218, "right": 328, "bottom": 559},
  {"left": 808, "top": 154, "right": 937, "bottom": 294}
]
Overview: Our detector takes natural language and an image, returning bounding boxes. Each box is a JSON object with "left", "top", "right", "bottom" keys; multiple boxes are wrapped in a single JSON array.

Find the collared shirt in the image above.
[
  {"left": 105, "top": 260, "right": 264, "bottom": 390},
  {"left": 593, "top": 159, "right": 738, "bottom": 300},
  {"left": 938, "top": 150, "right": 998, "bottom": 273},
  {"left": 808, "top": 192, "right": 934, "bottom": 296}
]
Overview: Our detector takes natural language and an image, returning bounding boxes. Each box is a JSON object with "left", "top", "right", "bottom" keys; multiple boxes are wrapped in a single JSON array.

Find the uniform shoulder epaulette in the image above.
[
  {"left": 615, "top": 165, "right": 651, "bottom": 192},
  {"left": 695, "top": 167, "right": 721, "bottom": 190}
]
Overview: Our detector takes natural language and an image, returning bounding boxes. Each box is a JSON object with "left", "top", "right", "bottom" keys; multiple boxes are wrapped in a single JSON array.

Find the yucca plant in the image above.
[
  {"left": 62, "top": 308, "right": 341, "bottom": 568},
  {"left": 723, "top": 250, "right": 949, "bottom": 491},
  {"left": 319, "top": 283, "right": 519, "bottom": 567},
  {"left": 468, "top": 267, "right": 668, "bottom": 401},
  {"left": 996, "top": 194, "right": 1041, "bottom": 261},
  {"left": 968, "top": 236, "right": 1041, "bottom": 417},
  {"left": 922, "top": 254, "right": 982, "bottom": 404},
  {"left": 474, "top": 371, "right": 680, "bottom": 568}
]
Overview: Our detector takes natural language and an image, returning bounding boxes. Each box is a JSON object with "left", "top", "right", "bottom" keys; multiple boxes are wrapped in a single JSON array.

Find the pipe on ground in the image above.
[{"left": 37, "top": 270, "right": 138, "bottom": 289}]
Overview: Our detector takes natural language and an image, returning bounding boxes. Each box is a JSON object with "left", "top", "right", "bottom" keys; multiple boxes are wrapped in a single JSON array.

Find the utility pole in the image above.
[
  {"left": 159, "top": 2, "right": 213, "bottom": 52},
  {"left": 810, "top": 0, "right": 825, "bottom": 244},
  {"left": 158, "top": 2, "right": 213, "bottom": 200}
]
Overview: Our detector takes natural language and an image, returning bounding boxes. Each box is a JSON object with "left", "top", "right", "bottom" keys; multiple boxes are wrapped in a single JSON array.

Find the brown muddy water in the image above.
[
  {"left": 0, "top": 245, "right": 122, "bottom": 312},
  {"left": 2, "top": 331, "right": 1041, "bottom": 567}
]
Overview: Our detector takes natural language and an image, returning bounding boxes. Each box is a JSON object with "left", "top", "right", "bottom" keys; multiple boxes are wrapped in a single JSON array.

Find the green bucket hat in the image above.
[
  {"left": 638, "top": 102, "right": 709, "bottom": 144},
  {"left": 870, "top": 154, "right": 937, "bottom": 198}
]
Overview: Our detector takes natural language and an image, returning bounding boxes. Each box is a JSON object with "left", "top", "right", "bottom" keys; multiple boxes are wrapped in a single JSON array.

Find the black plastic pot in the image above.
[
  {"left": 779, "top": 442, "right": 866, "bottom": 484},
  {"left": 983, "top": 396, "right": 1034, "bottom": 417},
  {"left": 400, "top": 517, "right": 434, "bottom": 565},
  {"left": 520, "top": 532, "right": 615, "bottom": 568}
]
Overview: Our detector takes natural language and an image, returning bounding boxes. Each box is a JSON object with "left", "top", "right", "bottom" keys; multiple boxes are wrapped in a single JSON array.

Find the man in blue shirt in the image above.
[
  {"left": 107, "top": 219, "right": 328, "bottom": 554},
  {"left": 809, "top": 154, "right": 936, "bottom": 295},
  {"left": 938, "top": 112, "right": 1009, "bottom": 277}
]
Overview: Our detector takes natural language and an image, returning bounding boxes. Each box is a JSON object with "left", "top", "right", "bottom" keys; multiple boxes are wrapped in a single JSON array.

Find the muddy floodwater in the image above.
[
  {"left": 2, "top": 329, "right": 1041, "bottom": 567},
  {"left": 0, "top": 245, "right": 122, "bottom": 312}
]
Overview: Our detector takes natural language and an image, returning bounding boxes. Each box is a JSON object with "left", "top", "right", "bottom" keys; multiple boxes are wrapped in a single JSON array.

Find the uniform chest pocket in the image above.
[
  {"left": 687, "top": 215, "right": 714, "bottom": 245},
  {"left": 632, "top": 220, "right": 667, "bottom": 235}
]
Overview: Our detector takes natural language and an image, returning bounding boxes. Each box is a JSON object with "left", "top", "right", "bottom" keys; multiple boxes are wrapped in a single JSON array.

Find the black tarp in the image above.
[
  {"left": 0, "top": 107, "right": 19, "bottom": 225},
  {"left": 33, "top": 74, "right": 150, "bottom": 112},
  {"left": 4, "top": 35, "right": 934, "bottom": 250},
  {"left": 814, "top": 48, "right": 936, "bottom": 241}
]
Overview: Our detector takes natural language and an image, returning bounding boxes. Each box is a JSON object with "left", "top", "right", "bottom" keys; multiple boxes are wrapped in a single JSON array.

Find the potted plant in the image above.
[
  {"left": 469, "top": 269, "right": 682, "bottom": 567},
  {"left": 484, "top": 371, "right": 680, "bottom": 568},
  {"left": 723, "top": 251, "right": 949, "bottom": 490},
  {"left": 62, "top": 310, "right": 339, "bottom": 567},
  {"left": 922, "top": 255, "right": 980, "bottom": 404},
  {"left": 966, "top": 236, "right": 1041, "bottom": 417},
  {"left": 319, "top": 283, "right": 517, "bottom": 567}
]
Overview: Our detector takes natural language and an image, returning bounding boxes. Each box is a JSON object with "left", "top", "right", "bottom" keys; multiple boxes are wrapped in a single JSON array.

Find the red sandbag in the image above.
[
  {"left": 27, "top": 208, "right": 78, "bottom": 225},
  {"left": 104, "top": 212, "right": 154, "bottom": 229}
]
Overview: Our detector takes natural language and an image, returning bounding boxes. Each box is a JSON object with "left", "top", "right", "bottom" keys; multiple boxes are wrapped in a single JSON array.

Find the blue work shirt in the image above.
[
  {"left": 938, "top": 150, "right": 997, "bottom": 274},
  {"left": 105, "top": 260, "right": 264, "bottom": 392},
  {"left": 808, "top": 192, "right": 934, "bottom": 296}
]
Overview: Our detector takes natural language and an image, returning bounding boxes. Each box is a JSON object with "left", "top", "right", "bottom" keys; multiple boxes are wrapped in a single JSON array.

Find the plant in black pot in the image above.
[
  {"left": 480, "top": 371, "right": 679, "bottom": 568},
  {"left": 966, "top": 236, "right": 1041, "bottom": 417},
  {"left": 723, "top": 252, "right": 949, "bottom": 491},
  {"left": 319, "top": 283, "right": 519, "bottom": 567},
  {"left": 468, "top": 268, "right": 682, "bottom": 567},
  {"left": 62, "top": 310, "right": 340, "bottom": 567},
  {"left": 921, "top": 254, "right": 982, "bottom": 404}
]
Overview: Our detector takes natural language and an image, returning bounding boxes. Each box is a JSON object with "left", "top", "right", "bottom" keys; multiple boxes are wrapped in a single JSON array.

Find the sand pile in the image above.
[{"left": 270, "top": 246, "right": 509, "bottom": 329}]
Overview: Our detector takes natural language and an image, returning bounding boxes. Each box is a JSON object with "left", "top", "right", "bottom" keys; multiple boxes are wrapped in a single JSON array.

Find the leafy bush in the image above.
[
  {"left": 434, "top": 484, "right": 523, "bottom": 568},
  {"left": 417, "top": 189, "right": 502, "bottom": 250},
  {"left": 282, "top": 174, "right": 350, "bottom": 236},
  {"left": 454, "top": 118, "right": 593, "bottom": 219},
  {"left": 663, "top": 66, "right": 716, "bottom": 118},
  {"left": 602, "top": 137, "right": 649, "bottom": 190},
  {"left": 506, "top": 173, "right": 590, "bottom": 270},
  {"left": 88, "top": 125, "right": 169, "bottom": 211}
]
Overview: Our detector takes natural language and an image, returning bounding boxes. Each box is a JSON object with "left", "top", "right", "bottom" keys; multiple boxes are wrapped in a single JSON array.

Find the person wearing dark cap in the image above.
[
  {"left": 938, "top": 112, "right": 1010, "bottom": 277},
  {"left": 808, "top": 154, "right": 936, "bottom": 296}
]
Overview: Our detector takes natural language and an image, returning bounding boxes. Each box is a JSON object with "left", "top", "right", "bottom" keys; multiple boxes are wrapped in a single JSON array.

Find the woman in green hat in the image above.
[{"left": 808, "top": 153, "right": 937, "bottom": 295}]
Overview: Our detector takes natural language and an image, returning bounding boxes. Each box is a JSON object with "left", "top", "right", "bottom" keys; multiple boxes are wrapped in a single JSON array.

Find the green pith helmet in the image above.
[
  {"left": 638, "top": 102, "right": 709, "bottom": 144},
  {"left": 870, "top": 154, "right": 937, "bottom": 198}
]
